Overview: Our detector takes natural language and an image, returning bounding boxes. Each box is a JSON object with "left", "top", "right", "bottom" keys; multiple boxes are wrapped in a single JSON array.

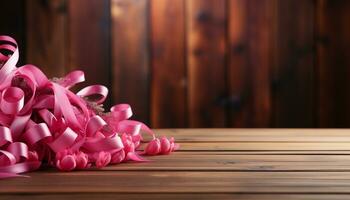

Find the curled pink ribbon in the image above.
[{"left": 0, "top": 35, "right": 179, "bottom": 179}]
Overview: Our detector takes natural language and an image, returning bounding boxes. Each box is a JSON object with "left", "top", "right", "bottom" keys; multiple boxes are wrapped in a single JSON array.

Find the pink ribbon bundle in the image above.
[{"left": 0, "top": 36, "right": 178, "bottom": 179}]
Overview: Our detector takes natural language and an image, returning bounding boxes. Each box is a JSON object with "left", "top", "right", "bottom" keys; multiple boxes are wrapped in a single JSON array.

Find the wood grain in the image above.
[
  {"left": 111, "top": 0, "right": 150, "bottom": 123},
  {"left": 152, "top": 128, "right": 350, "bottom": 142},
  {"left": 174, "top": 142, "right": 350, "bottom": 151},
  {"left": 150, "top": 0, "right": 187, "bottom": 128},
  {"left": 3, "top": 194, "right": 350, "bottom": 200},
  {"left": 172, "top": 151, "right": 350, "bottom": 155},
  {"left": 68, "top": 0, "right": 112, "bottom": 105},
  {"left": 26, "top": 0, "right": 67, "bottom": 78},
  {"left": 272, "top": 0, "right": 315, "bottom": 127},
  {"left": 3, "top": 171, "right": 350, "bottom": 193},
  {"left": 149, "top": 129, "right": 350, "bottom": 151},
  {"left": 227, "top": 0, "right": 249, "bottom": 127},
  {"left": 227, "top": 0, "right": 274, "bottom": 127},
  {"left": 3, "top": 1, "right": 350, "bottom": 129},
  {"left": 186, "top": 0, "right": 227, "bottom": 127},
  {"left": 100, "top": 154, "right": 350, "bottom": 171},
  {"left": 316, "top": 0, "right": 350, "bottom": 127},
  {"left": 2, "top": 129, "right": 350, "bottom": 199},
  {"left": 245, "top": 0, "right": 274, "bottom": 127}
]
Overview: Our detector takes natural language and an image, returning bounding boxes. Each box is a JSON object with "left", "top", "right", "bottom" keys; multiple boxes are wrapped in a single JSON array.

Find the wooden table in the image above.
[{"left": 2, "top": 129, "right": 350, "bottom": 199}]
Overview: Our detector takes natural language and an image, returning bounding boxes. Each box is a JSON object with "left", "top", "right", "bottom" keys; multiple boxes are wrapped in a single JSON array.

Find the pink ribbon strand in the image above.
[{"left": 0, "top": 35, "right": 178, "bottom": 179}]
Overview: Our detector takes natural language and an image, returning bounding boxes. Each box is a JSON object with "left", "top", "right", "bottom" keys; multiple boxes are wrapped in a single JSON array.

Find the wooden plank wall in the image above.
[
  {"left": 26, "top": 0, "right": 67, "bottom": 78},
  {"left": 316, "top": 0, "right": 350, "bottom": 128},
  {"left": 150, "top": 0, "right": 186, "bottom": 127},
  {"left": 0, "top": 0, "right": 349, "bottom": 128},
  {"left": 187, "top": 0, "right": 227, "bottom": 128},
  {"left": 272, "top": 0, "right": 315, "bottom": 128},
  {"left": 111, "top": 0, "right": 150, "bottom": 123}
]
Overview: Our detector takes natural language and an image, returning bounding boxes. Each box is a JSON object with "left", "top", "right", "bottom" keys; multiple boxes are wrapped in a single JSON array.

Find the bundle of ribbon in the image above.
[{"left": 0, "top": 36, "right": 178, "bottom": 179}]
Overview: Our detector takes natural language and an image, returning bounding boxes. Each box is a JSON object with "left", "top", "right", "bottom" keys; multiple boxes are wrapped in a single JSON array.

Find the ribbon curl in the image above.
[{"left": 0, "top": 35, "right": 179, "bottom": 179}]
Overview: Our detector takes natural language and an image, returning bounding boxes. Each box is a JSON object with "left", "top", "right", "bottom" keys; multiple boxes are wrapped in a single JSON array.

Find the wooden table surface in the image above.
[{"left": 2, "top": 129, "right": 350, "bottom": 199}]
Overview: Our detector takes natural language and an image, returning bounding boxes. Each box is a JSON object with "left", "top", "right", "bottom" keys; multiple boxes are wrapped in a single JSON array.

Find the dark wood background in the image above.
[{"left": 1, "top": 0, "right": 349, "bottom": 128}]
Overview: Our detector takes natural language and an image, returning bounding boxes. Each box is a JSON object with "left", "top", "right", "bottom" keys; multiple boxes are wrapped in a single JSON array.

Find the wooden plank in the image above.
[
  {"left": 3, "top": 194, "right": 350, "bottom": 200},
  {"left": 272, "top": 0, "right": 315, "bottom": 127},
  {"left": 68, "top": 0, "right": 112, "bottom": 105},
  {"left": 151, "top": 129, "right": 350, "bottom": 142},
  {"left": 150, "top": 0, "right": 186, "bottom": 128},
  {"left": 111, "top": 0, "right": 150, "bottom": 123},
  {"left": 227, "top": 0, "right": 274, "bottom": 127},
  {"left": 0, "top": 0, "right": 26, "bottom": 66},
  {"left": 100, "top": 154, "right": 350, "bottom": 171},
  {"left": 227, "top": 0, "right": 249, "bottom": 127},
  {"left": 175, "top": 142, "right": 350, "bottom": 151},
  {"left": 186, "top": 0, "right": 227, "bottom": 127},
  {"left": 316, "top": 0, "right": 350, "bottom": 127},
  {"left": 3, "top": 129, "right": 350, "bottom": 198},
  {"left": 26, "top": 0, "right": 67, "bottom": 78},
  {"left": 4, "top": 171, "right": 350, "bottom": 193},
  {"left": 172, "top": 151, "right": 350, "bottom": 155},
  {"left": 245, "top": 0, "right": 274, "bottom": 127},
  {"left": 247, "top": 0, "right": 274, "bottom": 127}
]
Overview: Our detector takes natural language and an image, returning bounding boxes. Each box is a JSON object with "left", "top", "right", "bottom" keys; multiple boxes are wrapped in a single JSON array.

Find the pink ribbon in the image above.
[
  {"left": 0, "top": 35, "right": 178, "bottom": 179},
  {"left": 1, "top": 87, "right": 24, "bottom": 115}
]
